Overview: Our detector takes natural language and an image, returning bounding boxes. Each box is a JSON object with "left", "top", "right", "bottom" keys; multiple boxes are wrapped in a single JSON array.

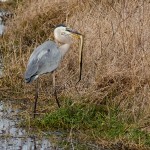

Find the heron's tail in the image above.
[{"left": 25, "top": 73, "right": 38, "bottom": 83}]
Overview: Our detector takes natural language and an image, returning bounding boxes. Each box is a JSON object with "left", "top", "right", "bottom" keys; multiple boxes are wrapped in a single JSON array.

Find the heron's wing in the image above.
[
  {"left": 28, "top": 41, "right": 58, "bottom": 64},
  {"left": 25, "top": 40, "right": 61, "bottom": 83},
  {"left": 37, "top": 46, "right": 61, "bottom": 74}
]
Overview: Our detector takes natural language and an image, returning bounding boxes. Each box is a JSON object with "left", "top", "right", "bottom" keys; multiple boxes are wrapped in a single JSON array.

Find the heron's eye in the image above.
[{"left": 61, "top": 32, "right": 66, "bottom": 35}]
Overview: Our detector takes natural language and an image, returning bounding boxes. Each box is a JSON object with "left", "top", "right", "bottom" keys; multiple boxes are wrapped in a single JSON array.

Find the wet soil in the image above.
[{"left": 0, "top": 100, "right": 54, "bottom": 150}]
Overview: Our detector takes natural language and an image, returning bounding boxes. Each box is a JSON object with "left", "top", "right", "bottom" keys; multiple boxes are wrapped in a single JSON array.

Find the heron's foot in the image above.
[
  {"left": 33, "top": 112, "right": 37, "bottom": 118},
  {"left": 33, "top": 112, "right": 43, "bottom": 118}
]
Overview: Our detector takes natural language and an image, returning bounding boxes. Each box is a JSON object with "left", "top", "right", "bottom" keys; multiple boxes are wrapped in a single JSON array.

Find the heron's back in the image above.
[{"left": 25, "top": 40, "right": 61, "bottom": 83}]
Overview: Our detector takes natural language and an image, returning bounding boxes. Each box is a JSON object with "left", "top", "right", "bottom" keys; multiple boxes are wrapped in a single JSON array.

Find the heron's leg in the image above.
[
  {"left": 33, "top": 78, "right": 39, "bottom": 118},
  {"left": 52, "top": 72, "right": 61, "bottom": 108}
]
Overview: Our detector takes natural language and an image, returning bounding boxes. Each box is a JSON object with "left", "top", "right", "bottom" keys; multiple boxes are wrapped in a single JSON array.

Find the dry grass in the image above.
[{"left": 1, "top": 0, "right": 150, "bottom": 146}]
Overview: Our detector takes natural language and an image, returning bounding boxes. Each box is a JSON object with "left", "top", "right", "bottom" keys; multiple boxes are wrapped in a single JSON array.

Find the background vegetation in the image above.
[{"left": 0, "top": 0, "right": 150, "bottom": 149}]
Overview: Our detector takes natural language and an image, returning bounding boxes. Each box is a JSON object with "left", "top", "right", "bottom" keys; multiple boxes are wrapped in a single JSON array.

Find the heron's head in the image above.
[{"left": 54, "top": 24, "right": 82, "bottom": 44}]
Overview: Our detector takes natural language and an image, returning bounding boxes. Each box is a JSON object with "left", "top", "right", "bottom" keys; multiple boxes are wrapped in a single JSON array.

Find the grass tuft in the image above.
[{"left": 30, "top": 99, "right": 150, "bottom": 147}]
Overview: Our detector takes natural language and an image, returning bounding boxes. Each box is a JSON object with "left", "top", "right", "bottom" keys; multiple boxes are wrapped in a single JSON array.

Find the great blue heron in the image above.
[{"left": 25, "top": 24, "right": 83, "bottom": 117}]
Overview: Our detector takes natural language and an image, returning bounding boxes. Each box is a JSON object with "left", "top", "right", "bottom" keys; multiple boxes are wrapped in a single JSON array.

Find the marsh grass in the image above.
[
  {"left": 1, "top": 0, "right": 150, "bottom": 148},
  {"left": 28, "top": 98, "right": 150, "bottom": 148}
]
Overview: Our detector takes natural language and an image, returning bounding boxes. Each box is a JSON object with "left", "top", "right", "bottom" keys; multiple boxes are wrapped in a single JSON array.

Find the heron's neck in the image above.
[{"left": 59, "top": 43, "right": 71, "bottom": 58}]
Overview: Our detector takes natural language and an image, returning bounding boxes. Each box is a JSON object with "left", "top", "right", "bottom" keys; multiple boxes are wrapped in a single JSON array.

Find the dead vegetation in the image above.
[{"left": 0, "top": 0, "right": 150, "bottom": 147}]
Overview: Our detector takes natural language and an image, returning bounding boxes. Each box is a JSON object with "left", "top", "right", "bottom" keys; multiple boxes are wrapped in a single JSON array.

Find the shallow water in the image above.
[
  {"left": 0, "top": 0, "right": 9, "bottom": 2},
  {"left": 0, "top": 101, "right": 54, "bottom": 150},
  {"left": 0, "top": 9, "right": 6, "bottom": 77},
  {"left": 0, "top": 23, "right": 4, "bottom": 35},
  {"left": 0, "top": 10, "right": 5, "bottom": 35},
  {"left": 0, "top": 57, "right": 2, "bottom": 77},
  {"left": 0, "top": 9, "right": 12, "bottom": 36}
]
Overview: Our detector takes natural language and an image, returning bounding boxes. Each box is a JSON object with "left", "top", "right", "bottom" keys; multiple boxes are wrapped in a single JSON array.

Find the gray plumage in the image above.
[
  {"left": 24, "top": 25, "right": 82, "bottom": 117},
  {"left": 25, "top": 40, "right": 62, "bottom": 83}
]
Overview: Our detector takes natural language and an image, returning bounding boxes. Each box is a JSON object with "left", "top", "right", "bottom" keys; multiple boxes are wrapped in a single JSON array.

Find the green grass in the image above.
[{"left": 30, "top": 99, "right": 150, "bottom": 147}]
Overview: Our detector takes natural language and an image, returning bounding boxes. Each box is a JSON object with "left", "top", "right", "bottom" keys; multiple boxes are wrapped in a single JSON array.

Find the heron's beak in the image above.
[{"left": 66, "top": 28, "right": 82, "bottom": 39}]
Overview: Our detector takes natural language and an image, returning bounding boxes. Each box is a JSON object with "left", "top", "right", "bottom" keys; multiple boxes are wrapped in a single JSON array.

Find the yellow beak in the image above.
[{"left": 71, "top": 33, "right": 81, "bottom": 39}]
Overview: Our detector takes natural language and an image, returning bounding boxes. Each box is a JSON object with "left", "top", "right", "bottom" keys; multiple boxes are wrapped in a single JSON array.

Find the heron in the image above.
[{"left": 24, "top": 24, "right": 83, "bottom": 118}]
